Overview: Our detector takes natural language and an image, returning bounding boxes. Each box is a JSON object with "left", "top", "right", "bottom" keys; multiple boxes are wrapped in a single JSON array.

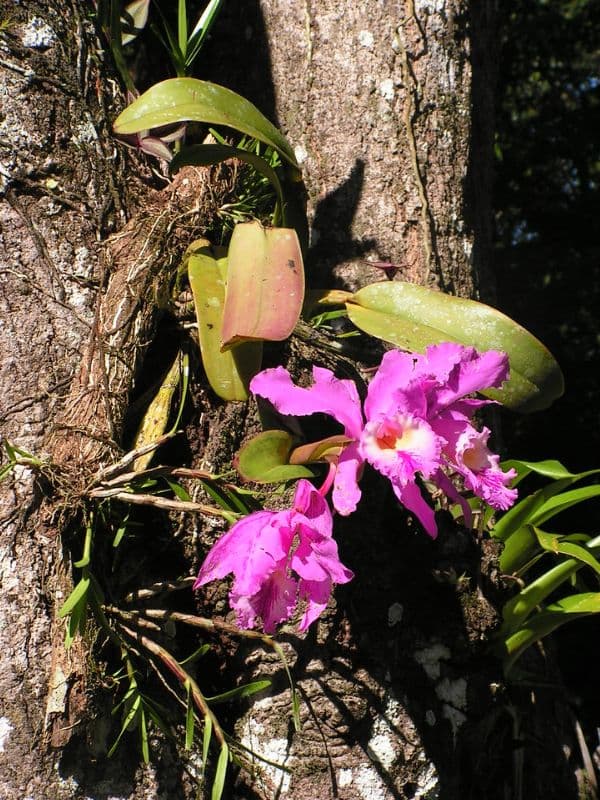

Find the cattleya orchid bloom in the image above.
[
  {"left": 194, "top": 480, "right": 353, "bottom": 633},
  {"left": 250, "top": 343, "right": 517, "bottom": 537}
]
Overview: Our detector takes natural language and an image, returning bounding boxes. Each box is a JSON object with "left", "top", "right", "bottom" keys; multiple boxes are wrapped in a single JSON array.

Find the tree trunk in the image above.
[{"left": 0, "top": 2, "right": 580, "bottom": 799}]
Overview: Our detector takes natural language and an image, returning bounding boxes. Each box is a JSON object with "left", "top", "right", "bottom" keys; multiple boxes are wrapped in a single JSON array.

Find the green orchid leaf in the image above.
[
  {"left": 186, "top": 240, "right": 263, "bottom": 401},
  {"left": 501, "top": 592, "right": 600, "bottom": 674},
  {"left": 500, "top": 531, "right": 600, "bottom": 635},
  {"left": 202, "top": 715, "right": 212, "bottom": 769},
  {"left": 492, "top": 476, "right": 578, "bottom": 544},
  {"left": 347, "top": 281, "right": 564, "bottom": 412},
  {"left": 171, "top": 144, "right": 286, "bottom": 224},
  {"left": 206, "top": 679, "right": 271, "bottom": 705},
  {"left": 499, "top": 524, "right": 540, "bottom": 574},
  {"left": 530, "top": 484, "right": 600, "bottom": 527},
  {"left": 59, "top": 576, "right": 90, "bottom": 619},
  {"left": 236, "top": 430, "right": 314, "bottom": 483},
  {"left": 113, "top": 78, "right": 300, "bottom": 177},
  {"left": 212, "top": 743, "right": 229, "bottom": 800},
  {"left": 221, "top": 222, "right": 304, "bottom": 348}
]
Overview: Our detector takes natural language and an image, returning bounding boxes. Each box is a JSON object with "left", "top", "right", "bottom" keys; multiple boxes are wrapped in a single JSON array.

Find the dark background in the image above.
[{"left": 494, "top": 0, "right": 600, "bottom": 741}]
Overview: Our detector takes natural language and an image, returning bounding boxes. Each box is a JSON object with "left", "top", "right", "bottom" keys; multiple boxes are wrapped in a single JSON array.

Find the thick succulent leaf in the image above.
[
  {"left": 171, "top": 143, "right": 286, "bottom": 223},
  {"left": 221, "top": 222, "right": 304, "bottom": 348},
  {"left": 113, "top": 78, "right": 300, "bottom": 176},
  {"left": 187, "top": 241, "right": 262, "bottom": 401},
  {"left": 236, "top": 430, "right": 314, "bottom": 483},
  {"left": 347, "top": 281, "right": 564, "bottom": 412}
]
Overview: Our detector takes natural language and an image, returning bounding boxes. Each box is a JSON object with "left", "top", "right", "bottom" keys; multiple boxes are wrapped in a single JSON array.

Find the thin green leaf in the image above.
[
  {"left": 59, "top": 576, "right": 90, "bottom": 618},
  {"left": 492, "top": 476, "right": 578, "bottom": 543},
  {"left": 500, "top": 458, "right": 578, "bottom": 485},
  {"left": 186, "top": 0, "right": 224, "bottom": 66},
  {"left": 185, "top": 681, "right": 195, "bottom": 750},
  {"left": 178, "top": 0, "right": 188, "bottom": 55},
  {"left": 151, "top": 6, "right": 186, "bottom": 75},
  {"left": 107, "top": 695, "right": 141, "bottom": 757},
  {"left": 347, "top": 281, "right": 564, "bottom": 413},
  {"left": 530, "top": 484, "right": 600, "bottom": 527},
  {"left": 502, "top": 592, "right": 600, "bottom": 673},
  {"left": 180, "top": 643, "right": 211, "bottom": 667},
  {"left": 0, "top": 463, "right": 14, "bottom": 481},
  {"left": 202, "top": 715, "right": 212, "bottom": 769},
  {"left": 65, "top": 595, "right": 87, "bottom": 649},
  {"left": 534, "top": 530, "right": 600, "bottom": 574},
  {"left": 166, "top": 479, "right": 192, "bottom": 502},
  {"left": 212, "top": 743, "right": 229, "bottom": 800},
  {"left": 206, "top": 679, "right": 271, "bottom": 705},
  {"left": 139, "top": 706, "right": 150, "bottom": 764},
  {"left": 112, "top": 514, "right": 130, "bottom": 548},
  {"left": 199, "top": 479, "right": 247, "bottom": 516},
  {"left": 3, "top": 439, "right": 16, "bottom": 460},
  {"left": 271, "top": 640, "right": 300, "bottom": 731},
  {"left": 74, "top": 516, "right": 94, "bottom": 568},
  {"left": 113, "top": 78, "right": 300, "bottom": 176},
  {"left": 168, "top": 349, "right": 190, "bottom": 435}
]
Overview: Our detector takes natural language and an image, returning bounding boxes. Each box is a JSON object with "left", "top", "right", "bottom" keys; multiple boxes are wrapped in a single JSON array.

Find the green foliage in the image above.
[
  {"left": 186, "top": 240, "right": 263, "bottom": 401},
  {"left": 345, "top": 282, "right": 564, "bottom": 413},
  {"left": 152, "top": 0, "right": 224, "bottom": 77},
  {"left": 0, "top": 439, "right": 45, "bottom": 481},
  {"left": 236, "top": 430, "right": 314, "bottom": 483},
  {"left": 113, "top": 77, "right": 300, "bottom": 176},
  {"left": 490, "top": 459, "right": 600, "bottom": 674}
]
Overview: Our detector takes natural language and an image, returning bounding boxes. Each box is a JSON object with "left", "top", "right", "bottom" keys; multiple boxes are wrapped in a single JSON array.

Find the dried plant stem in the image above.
[{"left": 117, "top": 623, "right": 227, "bottom": 748}]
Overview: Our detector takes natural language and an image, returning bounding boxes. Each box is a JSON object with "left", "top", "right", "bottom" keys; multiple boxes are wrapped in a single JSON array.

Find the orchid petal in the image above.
[
  {"left": 297, "top": 578, "right": 332, "bottom": 632},
  {"left": 251, "top": 366, "right": 364, "bottom": 438},
  {"left": 292, "top": 478, "right": 334, "bottom": 539},
  {"left": 426, "top": 345, "right": 510, "bottom": 411},
  {"left": 364, "top": 349, "right": 418, "bottom": 419},
  {"left": 193, "top": 511, "right": 275, "bottom": 588},
  {"left": 231, "top": 565, "right": 297, "bottom": 633},
  {"left": 332, "top": 442, "right": 364, "bottom": 515}
]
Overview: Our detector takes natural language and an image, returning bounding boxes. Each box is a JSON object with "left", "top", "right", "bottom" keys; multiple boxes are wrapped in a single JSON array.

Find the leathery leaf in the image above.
[
  {"left": 347, "top": 282, "right": 564, "bottom": 412},
  {"left": 187, "top": 240, "right": 262, "bottom": 401},
  {"left": 113, "top": 78, "right": 300, "bottom": 178},
  {"left": 236, "top": 430, "right": 314, "bottom": 483},
  {"left": 221, "top": 221, "right": 304, "bottom": 348}
]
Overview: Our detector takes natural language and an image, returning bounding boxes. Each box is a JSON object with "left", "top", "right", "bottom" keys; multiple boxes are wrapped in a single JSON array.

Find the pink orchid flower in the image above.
[
  {"left": 194, "top": 480, "right": 353, "bottom": 633},
  {"left": 250, "top": 343, "right": 517, "bottom": 537}
]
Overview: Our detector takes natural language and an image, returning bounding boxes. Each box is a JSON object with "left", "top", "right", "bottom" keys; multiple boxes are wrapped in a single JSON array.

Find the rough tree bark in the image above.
[{"left": 0, "top": 2, "right": 580, "bottom": 800}]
